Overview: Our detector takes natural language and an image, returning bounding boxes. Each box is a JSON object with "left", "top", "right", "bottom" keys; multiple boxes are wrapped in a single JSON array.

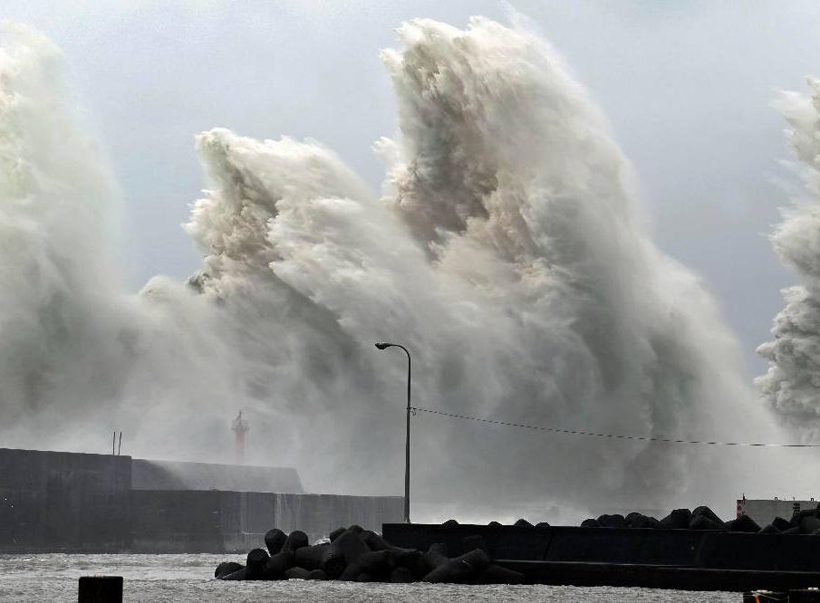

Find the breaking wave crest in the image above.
[
  {"left": 757, "top": 78, "right": 820, "bottom": 437},
  {"left": 0, "top": 18, "right": 781, "bottom": 514}
]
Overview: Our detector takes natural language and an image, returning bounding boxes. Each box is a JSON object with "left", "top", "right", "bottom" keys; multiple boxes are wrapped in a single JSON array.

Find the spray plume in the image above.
[
  {"left": 0, "top": 18, "right": 785, "bottom": 518},
  {"left": 757, "top": 78, "right": 820, "bottom": 437}
]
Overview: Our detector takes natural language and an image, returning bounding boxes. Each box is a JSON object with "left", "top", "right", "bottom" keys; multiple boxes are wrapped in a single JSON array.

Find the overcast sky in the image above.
[{"left": 3, "top": 0, "right": 820, "bottom": 377}]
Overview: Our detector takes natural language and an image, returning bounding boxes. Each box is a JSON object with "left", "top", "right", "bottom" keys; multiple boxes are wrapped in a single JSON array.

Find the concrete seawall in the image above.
[
  {"left": 131, "top": 490, "right": 403, "bottom": 553},
  {"left": 0, "top": 448, "right": 131, "bottom": 552},
  {"left": 0, "top": 447, "right": 402, "bottom": 553},
  {"left": 131, "top": 459, "right": 304, "bottom": 493},
  {"left": 384, "top": 522, "right": 820, "bottom": 569},
  {"left": 383, "top": 523, "right": 820, "bottom": 591}
]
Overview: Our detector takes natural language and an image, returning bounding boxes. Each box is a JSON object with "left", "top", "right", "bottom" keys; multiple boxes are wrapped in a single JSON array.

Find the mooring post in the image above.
[{"left": 78, "top": 576, "right": 122, "bottom": 603}]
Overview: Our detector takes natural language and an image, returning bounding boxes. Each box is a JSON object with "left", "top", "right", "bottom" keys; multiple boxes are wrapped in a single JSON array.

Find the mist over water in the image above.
[{"left": 0, "top": 18, "right": 795, "bottom": 518}]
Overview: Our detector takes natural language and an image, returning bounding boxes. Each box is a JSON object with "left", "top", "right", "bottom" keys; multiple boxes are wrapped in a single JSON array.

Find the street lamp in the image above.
[{"left": 375, "top": 342, "right": 412, "bottom": 524}]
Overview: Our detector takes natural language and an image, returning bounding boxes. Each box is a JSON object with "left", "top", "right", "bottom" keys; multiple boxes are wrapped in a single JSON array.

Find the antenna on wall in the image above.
[{"left": 117, "top": 432, "right": 122, "bottom": 456}]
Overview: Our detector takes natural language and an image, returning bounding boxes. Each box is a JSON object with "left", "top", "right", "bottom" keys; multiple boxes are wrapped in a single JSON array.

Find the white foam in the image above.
[{"left": 0, "top": 18, "right": 787, "bottom": 514}]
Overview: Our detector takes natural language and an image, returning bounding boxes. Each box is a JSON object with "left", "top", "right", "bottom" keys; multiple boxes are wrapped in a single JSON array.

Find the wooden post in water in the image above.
[{"left": 78, "top": 576, "right": 122, "bottom": 603}]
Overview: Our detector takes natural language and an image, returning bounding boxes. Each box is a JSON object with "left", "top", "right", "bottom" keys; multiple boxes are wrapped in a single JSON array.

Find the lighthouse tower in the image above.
[{"left": 232, "top": 411, "right": 249, "bottom": 465}]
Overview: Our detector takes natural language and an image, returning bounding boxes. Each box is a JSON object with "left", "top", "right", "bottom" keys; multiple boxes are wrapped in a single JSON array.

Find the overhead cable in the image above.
[{"left": 411, "top": 406, "right": 820, "bottom": 448}]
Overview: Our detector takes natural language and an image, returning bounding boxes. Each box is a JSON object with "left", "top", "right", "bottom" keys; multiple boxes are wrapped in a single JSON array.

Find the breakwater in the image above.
[
  {"left": 214, "top": 524, "right": 525, "bottom": 584},
  {"left": 383, "top": 515, "right": 820, "bottom": 592},
  {"left": 0, "top": 447, "right": 402, "bottom": 553},
  {"left": 213, "top": 517, "right": 820, "bottom": 590},
  {"left": 212, "top": 504, "right": 820, "bottom": 590}
]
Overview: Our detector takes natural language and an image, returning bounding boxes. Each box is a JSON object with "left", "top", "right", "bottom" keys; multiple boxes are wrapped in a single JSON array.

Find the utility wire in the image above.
[{"left": 411, "top": 406, "right": 820, "bottom": 448}]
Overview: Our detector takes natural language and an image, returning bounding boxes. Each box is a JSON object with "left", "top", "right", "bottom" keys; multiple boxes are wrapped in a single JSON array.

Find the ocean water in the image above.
[{"left": 0, "top": 554, "right": 738, "bottom": 602}]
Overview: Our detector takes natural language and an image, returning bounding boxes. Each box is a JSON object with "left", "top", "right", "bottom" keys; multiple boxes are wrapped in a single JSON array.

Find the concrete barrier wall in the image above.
[
  {"left": 131, "top": 490, "right": 404, "bottom": 553},
  {"left": 383, "top": 523, "right": 820, "bottom": 571},
  {"left": 0, "top": 447, "right": 402, "bottom": 553},
  {"left": 131, "top": 459, "right": 303, "bottom": 493},
  {"left": 129, "top": 490, "right": 224, "bottom": 553},
  {"left": 0, "top": 448, "right": 131, "bottom": 552}
]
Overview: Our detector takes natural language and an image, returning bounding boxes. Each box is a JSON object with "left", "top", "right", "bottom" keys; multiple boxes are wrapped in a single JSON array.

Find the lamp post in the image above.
[{"left": 375, "top": 342, "right": 412, "bottom": 524}]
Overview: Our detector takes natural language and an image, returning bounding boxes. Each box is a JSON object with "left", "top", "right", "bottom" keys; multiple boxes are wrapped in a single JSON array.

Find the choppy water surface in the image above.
[{"left": 0, "top": 554, "right": 738, "bottom": 602}]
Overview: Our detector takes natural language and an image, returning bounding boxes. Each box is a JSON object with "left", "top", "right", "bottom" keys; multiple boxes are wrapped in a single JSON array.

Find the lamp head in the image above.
[{"left": 375, "top": 342, "right": 391, "bottom": 350}]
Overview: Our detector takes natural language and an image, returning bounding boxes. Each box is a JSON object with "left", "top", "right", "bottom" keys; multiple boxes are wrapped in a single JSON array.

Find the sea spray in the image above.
[
  {"left": 0, "top": 23, "right": 238, "bottom": 456},
  {"left": 757, "top": 78, "right": 820, "bottom": 436},
  {"left": 0, "top": 18, "right": 784, "bottom": 515}
]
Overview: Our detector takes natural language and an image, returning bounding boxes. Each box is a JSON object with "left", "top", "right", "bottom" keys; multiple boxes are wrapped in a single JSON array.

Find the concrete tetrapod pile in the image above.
[
  {"left": 214, "top": 524, "right": 525, "bottom": 584},
  {"left": 579, "top": 504, "right": 820, "bottom": 534}
]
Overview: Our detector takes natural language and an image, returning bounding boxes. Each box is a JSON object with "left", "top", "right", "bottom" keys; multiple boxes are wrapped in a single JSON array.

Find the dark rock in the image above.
[
  {"left": 476, "top": 564, "right": 525, "bottom": 585},
  {"left": 219, "top": 567, "right": 248, "bottom": 581},
  {"left": 355, "top": 573, "right": 372, "bottom": 582},
  {"left": 580, "top": 518, "right": 601, "bottom": 528},
  {"left": 758, "top": 524, "right": 782, "bottom": 534},
  {"left": 643, "top": 517, "right": 662, "bottom": 529},
  {"left": 325, "top": 550, "right": 345, "bottom": 577},
  {"left": 800, "top": 515, "right": 820, "bottom": 534},
  {"left": 462, "top": 534, "right": 488, "bottom": 555},
  {"left": 339, "top": 550, "right": 395, "bottom": 581},
  {"left": 423, "top": 542, "right": 450, "bottom": 572},
  {"left": 514, "top": 518, "right": 533, "bottom": 527},
  {"left": 488, "top": 521, "right": 502, "bottom": 527},
  {"left": 728, "top": 515, "right": 761, "bottom": 533},
  {"left": 360, "top": 530, "right": 425, "bottom": 577},
  {"left": 386, "top": 548, "right": 426, "bottom": 579},
  {"left": 246, "top": 548, "right": 269, "bottom": 579},
  {"left": 283, "top": 566, "right": 311, "bottom": 580},
  {"left": 294, "top": 544, "right": 329, "bottom": 570},
  {"left": 294, "top": 540, "right": 347, "bottom": 579},
  {"left": 783, "top": 526, "right": 801, "bottom": 535},
  {"left": 264, "top": 528, "right": 287, "bottom": 556},
  {"left": 791, "top": 507, "right": 820, "bottom": 526},
  {"left": 597, "top": 514, "right": 627, "bottom": 528},
  {"left": 347, "top": 525, "right": 365, "bottom": 534},
  {"left": 441, "top": 519, "right": 459, "bottom": 527},
  {"left": 283, "top": 530, "right": 309, "bottom": 552},
  {"left": 337, "top": 529, "right": 370, "bottom": 565},
  {"left": 626, "top": 513, "right": 661, "bottom": 529},
  {"left": 422, "top": 548, "right": 491, "bottom": 584},
  {"left": 361, "top": 530, "right": 391, "bottom": 551},
  {"left": 535, "top": 521, "right": 550, "bottom": 528},
  {"left": 389, "top": 567, "right": 414, "bottom": 583},
  {"left": 329, "top": 527, "right": 346, "bottom": 542},
  {"left": 660, "top": 509, "right": 692, "bottom": 530},
  {"left": 689, "top": 515, "right": 726, "bottom": 531},
  {"left": 265, "top": 550, "right": 294, "bottom": 578},
  {"left": 305, "top": 569, "right": 327, "bottom": 580},
  {"left": 772, "top": 516, "right": 792, "bottom": 531},
  {"left": 214, "top": 561, "right": 243, "bottom": 579},
  {"left": 692, "top": 506, "right": 723, "bottom": 525}
]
